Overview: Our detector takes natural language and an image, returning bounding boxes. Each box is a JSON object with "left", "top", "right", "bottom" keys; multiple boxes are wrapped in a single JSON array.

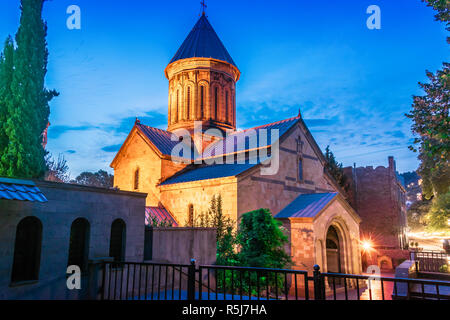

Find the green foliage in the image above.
[
  {"left": 0, "top": 37, "right": 14, "bottom": 171},
  {"left": 72, "top": 170, "right": 114, "bottom": 188},
  {"left": 425, "top": 191, "right": 450, "bottom": 232},
  {"left": 147, "top": 216, "right": 174, "bottom": 228},
  {"left": 192, "top": 195, "right": 238, "bottom": 266},
  {"left": 214, "top": 208, "right": 292, "bottom": 298},
  {"left": 407, "top": 200, "right": 432, "bottom": 231},
  {"left": 439, "top": 265, "right": 449, "bottom": 273},
  {"left": 324, "top": 146, "right": 349, "bottom": 192},
  {"left": 407, "top": 2, "right": 449, "bottom": 198},
  {"left": 0, "top": 0, "right": 58, "bottom": 179},
  {"left": 422, "top": 0, "right": 450, "bottom": 43},
  {"left": 236, "top": 208, "right": 292, "bottom": 269}
]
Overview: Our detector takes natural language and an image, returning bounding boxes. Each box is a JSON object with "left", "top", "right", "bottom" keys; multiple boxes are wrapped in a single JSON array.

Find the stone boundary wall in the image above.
[{"left": 149, "top": 228, "right": 217, "bottom": 266}]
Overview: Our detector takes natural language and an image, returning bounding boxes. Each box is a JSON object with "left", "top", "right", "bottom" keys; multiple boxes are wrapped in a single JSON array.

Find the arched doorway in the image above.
[{"left": 326, "top": 226, "right": 343, "bottom": 285}]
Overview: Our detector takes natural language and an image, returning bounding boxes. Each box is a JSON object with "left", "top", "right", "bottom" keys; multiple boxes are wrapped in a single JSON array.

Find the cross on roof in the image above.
[{"left": 200, "top": 0, "right": 207, "bottom": 15}]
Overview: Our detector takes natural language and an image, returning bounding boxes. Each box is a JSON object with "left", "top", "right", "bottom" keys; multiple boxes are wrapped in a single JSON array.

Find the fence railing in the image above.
[
  {"left": 320, "top": 269, "right": 450, "bottom": 300},
  {"left": 100, "top": 261, "right": 450, "bottom": 301},
  {"left": 197, "top": 265, "right": 310, "bottom": 300},
  {"left": 410, "top": 251, "right": 449, "bottom": 273}
]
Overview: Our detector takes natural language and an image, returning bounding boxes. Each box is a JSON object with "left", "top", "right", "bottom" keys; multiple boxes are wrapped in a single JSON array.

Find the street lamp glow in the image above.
[{"left": 361, "top": 240, "right": 373, "bottom": 252}]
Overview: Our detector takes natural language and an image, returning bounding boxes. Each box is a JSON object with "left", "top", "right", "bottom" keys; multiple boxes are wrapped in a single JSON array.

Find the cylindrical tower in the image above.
[{"left": 165, "top": 14, "right": 240, "bottom": 134}]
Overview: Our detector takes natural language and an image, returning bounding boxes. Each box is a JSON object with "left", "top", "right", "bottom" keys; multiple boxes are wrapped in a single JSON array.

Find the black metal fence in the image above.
[
  {"left": 100, "top": 261, "right": 450, "bottom": 301},
  {"left": 410, "top": 251, "right": 449, "bottom": 273},
  {"left": 197, "top": 265, "right": 310, "bottom": 300}
]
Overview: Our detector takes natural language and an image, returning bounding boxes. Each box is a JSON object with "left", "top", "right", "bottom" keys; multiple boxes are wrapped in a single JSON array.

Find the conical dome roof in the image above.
[{"left": 169, "top": 14, "right": 237, "bottom": 68}]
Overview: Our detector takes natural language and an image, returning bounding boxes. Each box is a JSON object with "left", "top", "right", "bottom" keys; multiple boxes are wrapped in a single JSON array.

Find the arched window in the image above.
[
  {"left": 134, "top": 168, "right": 139, "bottom": 190},
  {"left": 298, "top": 157, "right": 304, "bottom": 182},
  {"left": 176, "top": 89, "right": 180, "bottom": 122},
  {"left": 225, "top": 91, "right": 229, "bottom": 123},
  {"left": 186, "top": 86, "right": 191, "bottom": 119},
  {"left": 11, "top": 217, "right": 43, "bottom": 283},
  {"left": 200, "top": 86, "right": 205, "bottom": 119},
  {"left": 214, "top": 87, "right": 218, "bottom": 120},
  {"left": 109, "top": 219, "right": 126, "bottom": 262},
  {"left": 188, "top": 204, "right": 194, "bottom": 227},
  {"left": 68, "top": 218, "right": 90, "bottom": 272}
]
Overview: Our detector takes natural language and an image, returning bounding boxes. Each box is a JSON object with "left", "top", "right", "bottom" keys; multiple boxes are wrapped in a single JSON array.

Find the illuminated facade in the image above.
[{"left": 111, "top": 14, "right": 363, "bottom": 277}]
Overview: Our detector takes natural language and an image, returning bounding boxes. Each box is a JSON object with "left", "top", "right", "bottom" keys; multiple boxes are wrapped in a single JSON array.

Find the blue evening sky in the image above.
[{"left": 0, "top": 0, "right": 448, "bottom": 177}]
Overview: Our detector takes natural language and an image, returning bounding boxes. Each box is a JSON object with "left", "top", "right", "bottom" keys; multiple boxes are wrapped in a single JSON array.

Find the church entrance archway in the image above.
[{"left": 326, "top": 226, "right": 343, "bottom": 285}]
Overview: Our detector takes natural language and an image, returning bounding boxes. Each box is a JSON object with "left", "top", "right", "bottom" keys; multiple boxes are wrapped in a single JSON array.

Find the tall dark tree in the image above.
[
  {"left": 407, "top": 1, "right": 449, "bottom": 198},
  {"left": 0, "top": 37, "right": 15, "bottom": 174},
  {"left": 324, "top": 146, "right": 349, "bottom": 192},
  {"left": 0, "top": 0, "right": 58, "bottom": 178}
]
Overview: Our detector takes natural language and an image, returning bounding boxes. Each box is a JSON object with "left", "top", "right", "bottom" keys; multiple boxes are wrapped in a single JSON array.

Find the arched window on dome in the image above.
[
  {"left": 200, "top": 85, "right": 205, "bottom": 119},
  {"left": 186, "top": 86, "right": 191, "bottom": 120},
  {"left": 214, "top": 86, "right": 219, "bottom": 120},
  {"left": 225, "top": 90, "right": 229, "bottom": 124},
  {"left": 176, "top": 89, "right": 180, "bottom": 122}
]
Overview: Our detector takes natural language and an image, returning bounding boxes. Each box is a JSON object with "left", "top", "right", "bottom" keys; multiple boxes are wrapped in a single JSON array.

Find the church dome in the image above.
[{"left": 169, "top": 14, "right": 237, "bottom": 68}]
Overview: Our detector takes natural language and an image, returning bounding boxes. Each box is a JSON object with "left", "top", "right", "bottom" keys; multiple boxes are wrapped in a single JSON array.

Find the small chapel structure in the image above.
[{"left": 111, "top": 13, "right": 363, "bottom": 275}]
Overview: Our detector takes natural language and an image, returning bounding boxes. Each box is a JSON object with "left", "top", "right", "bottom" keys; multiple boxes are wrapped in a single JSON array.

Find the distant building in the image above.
[{"left": 344, "top": 157, "right": 408, "bottom": 270}]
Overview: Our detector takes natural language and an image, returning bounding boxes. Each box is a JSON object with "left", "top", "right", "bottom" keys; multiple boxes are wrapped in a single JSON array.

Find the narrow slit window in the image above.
[
  {"left": 134, "top": 168, "right": 139, "bottom": 190},
  {"left": 187, "top": 87, "right": 191, "bottom": 119},
  {"left": 214, "top": 87, "right": 218, "bottom": 120},
  {"left": 200, "top": 86, "right": 204, "bottom": 119}
]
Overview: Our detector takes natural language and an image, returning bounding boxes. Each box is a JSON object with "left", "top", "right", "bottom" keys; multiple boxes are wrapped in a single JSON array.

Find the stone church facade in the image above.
[{"left": 111, "top": 14, "right": 362, "bottom": 275}]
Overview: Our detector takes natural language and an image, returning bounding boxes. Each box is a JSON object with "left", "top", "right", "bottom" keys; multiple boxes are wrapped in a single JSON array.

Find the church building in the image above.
[{"left": 111, "top": 13, "right": 363, "bottom": 275}]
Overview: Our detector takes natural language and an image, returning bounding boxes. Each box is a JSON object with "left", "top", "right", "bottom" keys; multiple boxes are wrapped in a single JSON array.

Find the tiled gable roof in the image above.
[
  {"left": 145, "top": 206, "right": 178, "bottom": 227},
  {"left": 275, "top": 193, "right": 338, "bottom": 219},
  {"left": 160, "top": 158, "right": 267, "bottom": 186},
  {"left": 137, "top": 123, "right": 199, "bottom": 159},
  {"left": 0, "top": 177, "right": 48, "bottom": 203},
  {"left": 200, "top": 116, "right": 300, "bottom": 159}
]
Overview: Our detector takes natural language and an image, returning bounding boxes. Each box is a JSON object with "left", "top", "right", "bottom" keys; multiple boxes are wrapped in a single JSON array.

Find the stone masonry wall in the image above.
[{"left": 0, "top": 181, "right": 146, "bottom": 300}]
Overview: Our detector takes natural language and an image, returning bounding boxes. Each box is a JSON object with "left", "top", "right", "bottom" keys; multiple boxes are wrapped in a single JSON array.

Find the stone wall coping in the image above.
[
  {"left": 89, "top": 257, "right": 114, "bottom": 264},
  {"left": 35, "top": 180, "right": 147, "bottom": 198},
  {"left": 152, "top": 227, "right": 217, "bottom": 231}
]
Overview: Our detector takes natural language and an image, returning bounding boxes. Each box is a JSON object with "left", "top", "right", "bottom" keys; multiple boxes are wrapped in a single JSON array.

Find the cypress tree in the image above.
[
  {"left": 0, "top": 37, "right": 15, "bottom": 174},
  {"left": 0, "top": 0, "right": 58, "bottom": 178}
]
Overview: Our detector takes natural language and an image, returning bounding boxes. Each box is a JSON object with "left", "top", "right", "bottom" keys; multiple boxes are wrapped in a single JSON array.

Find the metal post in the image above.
[
  {"left": 187, "top": 259, "right": 196, "bottom": 300},
  {"left": 313, "top": 265, "right": 323, "bottom": 300}
]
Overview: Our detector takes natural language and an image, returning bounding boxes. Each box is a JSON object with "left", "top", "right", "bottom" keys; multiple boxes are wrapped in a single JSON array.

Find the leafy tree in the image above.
[
  {"left": 407, "top": 1, "right": 449, "bottom": 198},
  {"left": 192, "top": 195, "right": 237, "bottom": 265},
  {"left": 324, "top": 146, "right": 349, "bottom": 192},
  {"left": 425, "top": 191, "right": 450, "bottom": 232},
  {"left": 72, "top": 170, "right": 114, "bottom": 188},
  {"left": 44, "top": 153, "right": 70, "bottom": 183},
  {"left": 423, "top": 0, "right": 450, "bottom": 43},
  {"left": 0, "top": 37, "right": 14, "bottom": 172},
  {"left": 0, "top": 0, "right": 58, "bottom": 178},
  {"left": 236, "top": 209, "right": 292, "bottom": 269},
  {"left": 407, "top": 199, "right": 432, "bottom": 231}
]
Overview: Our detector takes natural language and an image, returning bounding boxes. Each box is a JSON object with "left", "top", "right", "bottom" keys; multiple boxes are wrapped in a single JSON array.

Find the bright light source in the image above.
[{"left": 361, "top": 240, "right": 373, "bottom": 252}]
